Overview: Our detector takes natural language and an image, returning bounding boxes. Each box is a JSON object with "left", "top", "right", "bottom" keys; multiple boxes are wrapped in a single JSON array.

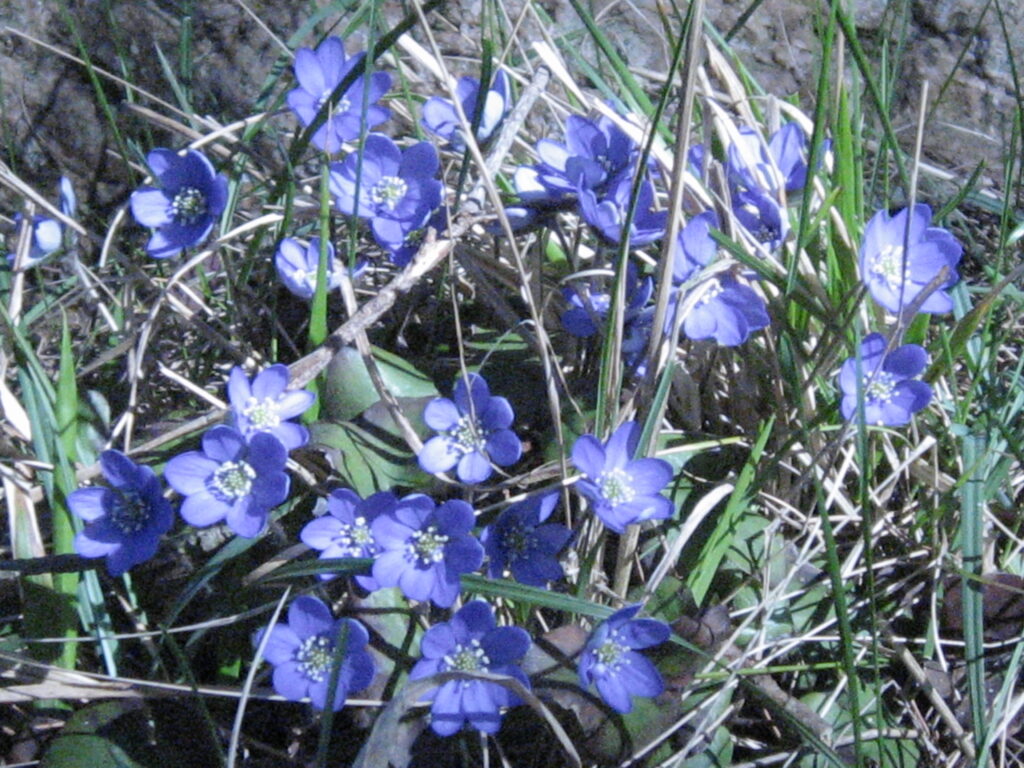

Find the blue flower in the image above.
[
  {"left": 227, "top": 364, "right": 315, "bottom": 451},
  {"left": 7, "top": 177, "right": 75, "bottom": 267},
  {"left": 380, "top": 207, "right": 447, "bottom": 268},
  {"left": 418, "top": 373, "right": 522, "bottom": 484},
  {"left": 255, "top": 595, "right": 375, "bottom": 711},
  {"left": 300, "top": 488, "right": 393, "bottom": 590},
  {"left": 838, "top": 333, "right": 932, "bottom": 426},
  {"left": 67, "top": 450, "right": 174, "bottom": 577},
  {"left": 859, "top": 204, "right": 962, "bottom": 315},
  {"left": 421, "top": 70, "right": 511, "bottom": 150},
  {"left": 670, "top": 211, "right": 719, "bottom": 285},
  {"left": 370, "top": 495, "right": 484, "bottom": 608},
  {"left": 329, "top": 134, "right": 442, "bottom": 255},
  {"left": 578, "top": 604, "right": 670, "bottom": 714},
  {"left": 727, "top": 123, "right": 822, "bottom": 195},
  {"left": 287, "top": 37, "right": 391, "bottom": 153},
  {"left": 533, "top": 113, "right": 638, "bottom": 196},
  {"left": 409, "top": 600, "right": 531, "bottom": 736},
  {"left": 561, "top": 262, "right": 652, "bottom": 338},
  {"left": 673, "top": 273, "right": 770, "bottom": 347},
  {"left": 732, "top": 187, "right": 787, "bottom": 254},
  {"left": 129, "top": 148, "right": 229, "bottom": 259},
  {"left": 577, "top": 176, "right": 667, "bottom": 246},
  {"left": 481, "top": 492, "right": 572, "bottom": 586},
  {"left": 164, "top": 425, "right": 289, "bottom": 538},
  {"left": 571, "top": 421, "right": 673, "bottom": 533},
  {"left": 275, "top": 237, "right": 346, "bottom": 299}
]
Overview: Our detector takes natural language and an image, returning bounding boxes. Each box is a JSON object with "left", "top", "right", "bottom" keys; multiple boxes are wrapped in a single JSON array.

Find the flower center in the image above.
[
  {"left": 406, "top": 525, "right": 449, "bottom": 566},
  {"left": 109, "top": 489, "right": 152, "bottom": 534},
  {"left": 315, "top": 92, "right": 351, "bottom": 114},
  {"left": 871, "top": 243, "right": 909, "bottom": 290},
  {"left": 243, "top": 397, "right": 281, "bottom": 430},
  {"left": 370, "top": 176, "right": 408, "bottom": 210},
  {"left": 295, "top": 633, "right": 334, "bottom": 682},
  {"left": 333, "top": 516, "right": 375, "bottom": 557},
  {"left": 446, "top": 414, "right": 488, "bottom": 455},
  {"left": 442, "top": 639, "right": 490, "bottom": 673},
  {"left": 170, "top": 186, "right": 208, "bottom": 224},
  {"left": 501, "top": 522, "right": 536, "bottom": 562},
  {"left": 864, "top": 371, "right": 897, "bottom": 403},
  {"left": 209, "top": 460, "right": 256, "bottom": 502},
  {"left": 598, "top": 467, "right": 635, "bottom": 505},
  {"left": 697, "top": 279, "right": 725, "bottom": 306},
  {"left": 594, "top": 630, "right": 628, "bottom": 671}
]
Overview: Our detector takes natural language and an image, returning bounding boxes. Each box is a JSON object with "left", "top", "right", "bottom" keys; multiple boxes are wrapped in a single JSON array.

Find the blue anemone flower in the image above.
[
  {"left": 838, "top": 333, "right": 933, "bottom": 426},
  {"left": 164, "top": 425, "right": 289, "bottom": 538},
  {"left": 129, "top": 148, "right": 228, "bottom": 259},
  {"left": 7, "top": 176, "right": 75, "bottom": 267},
  {"left": 578, "top": 604, "right": 670, "bottom": 714},
  {"left": 418, "top": 373, "right": 522, "bottom": 484},
  {"left": 421, "top": 70, "right": 512, "bottom": 150},
  {"left": 571, "top": 421, "right": 673, "bottom": 533},
  {"left": 481, "top": 492, "right": 572, "bottom": 586},
  {"left": 370, "top": 495, "right": 484, "bottom": 608},
  {"left": 255, "top": 595, "right": 375, "bottom": 711},
  {"left": 275, "top": 237, "right": 346, "bottom": 299},
  {"left": 287, "top": 37, "right": 391, "bottom": 153},
  {"left": 300, "top": 487, "right": 393, "bottom": 590},
  {"left": 329, "top": 134, "right": 442, "bottom": 255},
  {"left": 227, "top": 364, "right": 316, "bottom": 451},
  {"left": 409, "top": 600, "right": 532, "bottom": 736},
  {"left": 859, "top": 204, "right": 962, "bottom": 315},
  {"left": 67, "top": 450, "right": 174, "bottom": 577},
  {"left": 577, "top": 176, "right": 667, "bottom": 246}
]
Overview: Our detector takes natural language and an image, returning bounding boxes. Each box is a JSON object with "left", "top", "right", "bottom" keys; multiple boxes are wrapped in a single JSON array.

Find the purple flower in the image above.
[
  {"left": 578, "top": 176, "right": 667, "bottom": 246},
  {"left": 370, "top": 495, "right": 484, "bottom": 608},
  {"left": 409, "top": 600, "right": 531, "bottom": 736},
  {"left": 129, "top": 148, "right": 229, "bottom": 259},
  {"left": 227, "top": 364, "right": 315, "bottom": 451},
  {"left": 665, "top": 211, "right": 770, "bottom": 346},
  {"left": 418, "top": 373, "right": 522, "bottom": 484},
  {"left": 67, "top": 450, "right": 174, "bottom": 577},
  {"left": 481, "top": 492, "right": 572, "bottom": 586},
  {"left": 255, "top": 595, "right": 375, "bottom": 711},
  {"left": 561, "top": 262, "right": 653, "bottom": 338},
  {"left": 275, "top": 237, "right": 345, "bottom": 299},
  {"left": 533, "top": 113, "right": 637, "bottom": 195},
  {"left": 164, "top": 426, "right": 289, "bottom": 538},
  {"left": 733, "top": 187, "right": 787, "bottom": 253},
  {"left": 727, "top": 123, "right": 820, "bottom": 195},
  {"left": 571, "top": 421, "right": 673, "bottom": 533},
  {"left": 421, "top": 70, "right": 511, "bottom": 150},
  {"left": 7, "top": 177, "right": 75, "bottom": 267},
  {"left": 578, "top": 603, "right": 670, "bottom": 714},
  {"left": 670, "top": 211, "right": 718, "bottom": 285},
  {"left": 838, "top": 333, "right": 932, "bottom": 426},
  {"left": 859, "top": 204, "right": 962, "bottom": 315},
  {"left": 300, "top": 488, "right": 392, "bottom": 590},
  {"left": 329, "top": 134, "right": 442, "bottom": 254},
  {"left": 287, "top": 37, "right": 391, "bottom": 153}
]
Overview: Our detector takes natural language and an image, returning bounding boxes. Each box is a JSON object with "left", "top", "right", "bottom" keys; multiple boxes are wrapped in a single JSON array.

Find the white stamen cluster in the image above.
[
  {"left": 295, "top": 634, "right": 334, "bottom": 682},
  {"left": 170, "top": 186, "right": 207, "bottom": 224},
  {"left": 597, "top": 467, "right": 636, "bottom": 505},
  {"left": 209, "top": 460, "right": 256, "bottom": 501},
  {"left": 406, "top": 525, "right": 449, "bottom": 566},
  {"left": 243, "top": 397, "right": 282, "bottom": 430},
  {"left": 370, "top": 176, "right": 408, "bottom": 210}
]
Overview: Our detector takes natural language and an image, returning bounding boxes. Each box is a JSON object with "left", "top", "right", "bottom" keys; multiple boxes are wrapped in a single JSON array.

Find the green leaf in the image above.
[
  {"left": 322, "top": 345, "right": 437, "bottom": 423},
  {"left": 310, "top": 420, "right": 423, "bottom": 497}
]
